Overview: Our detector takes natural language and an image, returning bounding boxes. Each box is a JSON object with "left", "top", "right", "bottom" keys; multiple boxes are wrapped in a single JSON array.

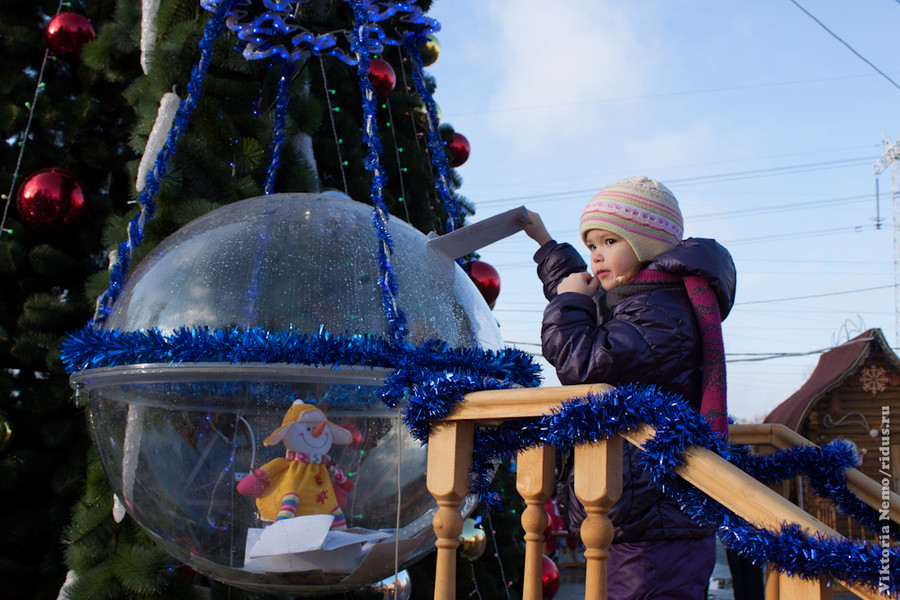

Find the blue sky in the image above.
[{"left": 423, "top": 0, "right": 900, "bottom": 421}]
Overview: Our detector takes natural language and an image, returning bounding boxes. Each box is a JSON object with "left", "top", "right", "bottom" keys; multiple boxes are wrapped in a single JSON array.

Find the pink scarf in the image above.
[{"left": 630, "top": 270, "right": 728, "bottom": 434}]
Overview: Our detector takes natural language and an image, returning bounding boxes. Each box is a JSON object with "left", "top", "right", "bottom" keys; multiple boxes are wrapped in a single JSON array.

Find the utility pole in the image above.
[{"left": 873, "top": 135, "right": 900, "bottom": 346}]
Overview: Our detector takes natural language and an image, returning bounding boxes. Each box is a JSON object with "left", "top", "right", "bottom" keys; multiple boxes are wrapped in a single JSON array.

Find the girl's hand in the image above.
[
  {"left": 515, "top": 209, "right": 552, "bottom": 246},
  {"left": 557, "top": 271, "right": 598, "bottom": 296}
]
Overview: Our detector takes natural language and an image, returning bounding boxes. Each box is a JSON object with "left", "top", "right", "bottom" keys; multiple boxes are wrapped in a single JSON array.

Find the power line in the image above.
[
  {"left": 507, "top": 341, "right": 862, "bottom": 364},
  {"left": 690, "top": 193, "right": 868, "bottom": 222},
  {"left": 444, "top": 72, "right": 889, "bottom": 118},
  {"left": 474, "top": 156, "right": 876, "bottom": 208},
  {"left": 724, "top": 223, "right": 878, "bottom": 245},
  {"left": 491, "top": 284, "right": 894, "bottom": 315},
  {"left": 736, "top": 284, "right": 893, "bottom": 305},
  {"left": 788, "top": 0, "right": 900, "bottom": 92}
]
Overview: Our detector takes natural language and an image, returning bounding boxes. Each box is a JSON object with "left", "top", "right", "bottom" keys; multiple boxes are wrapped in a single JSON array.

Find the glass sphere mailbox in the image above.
[{"left": 71, "top": 193, "right": 501, "bottom": 593}]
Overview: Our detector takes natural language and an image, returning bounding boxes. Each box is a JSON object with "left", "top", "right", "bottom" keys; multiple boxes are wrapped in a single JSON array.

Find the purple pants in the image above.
[{"left": 606, "top": 536, "right": 716, "bottom": 600}]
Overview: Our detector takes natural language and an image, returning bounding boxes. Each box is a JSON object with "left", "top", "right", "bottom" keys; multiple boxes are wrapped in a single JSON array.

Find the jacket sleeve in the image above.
[
  {"left": 541, "top": 292, "right": 689, "bottom": 387},
  {"left": 535, "top": 241, "right": 589, "bottom": 300}
]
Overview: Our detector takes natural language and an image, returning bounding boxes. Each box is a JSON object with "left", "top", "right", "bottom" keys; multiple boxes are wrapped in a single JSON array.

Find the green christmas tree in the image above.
[
  {"left": 0, "top": 1, "right": 137, "bottom": 598},
  {"left": 1, "top": 1, "right": 526, "bottom": 598}
]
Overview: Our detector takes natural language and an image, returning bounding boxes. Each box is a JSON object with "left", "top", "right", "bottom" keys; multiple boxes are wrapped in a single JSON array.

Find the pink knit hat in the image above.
[{"left": 580, "top": 176, "right": 684, "bottom": 261}]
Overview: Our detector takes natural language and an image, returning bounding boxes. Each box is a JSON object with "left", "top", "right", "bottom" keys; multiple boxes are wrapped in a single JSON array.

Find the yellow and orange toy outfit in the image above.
[
  {"left": 250, "top": 451, "right": 351, "bottom": 527},
  {"left": 236, "top": 400, "right": 354, "bottom": 529}
]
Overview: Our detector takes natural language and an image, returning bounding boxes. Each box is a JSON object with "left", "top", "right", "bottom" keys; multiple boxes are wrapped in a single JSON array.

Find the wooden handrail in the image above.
[
  {"left": 426, "top": 386, "right": 889, "bottom": 600},
  {"left": 730, "top": 423, "right": 900, "bottom": 525},
  {"left": 442, "top": 383, "right": 612, "bottom": 422}
]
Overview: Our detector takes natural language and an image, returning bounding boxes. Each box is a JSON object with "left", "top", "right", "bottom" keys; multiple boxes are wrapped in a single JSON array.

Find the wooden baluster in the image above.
[
  {"left": 427, "top": 421, "right": 474, "bottom": 600},
  {"left": 516, "top": 445, "right": 556, "bottom": 600},
  {"left": 776, "top": 572, "right": 830, "bottom": 600},
  {"left": 574, "top": 436, "right": 623, "bottom": 600},
  {"left": 765, "top": 565, "right": 779, "bottom": 600}
]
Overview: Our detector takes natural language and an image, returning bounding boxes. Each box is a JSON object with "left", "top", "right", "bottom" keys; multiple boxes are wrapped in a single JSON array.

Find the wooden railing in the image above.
[
  {"left": 729, "top": 423, "right": 900, "bottom": 527},
  {"left": 426, "top": 385, "right": 890, "bottom": 600}
]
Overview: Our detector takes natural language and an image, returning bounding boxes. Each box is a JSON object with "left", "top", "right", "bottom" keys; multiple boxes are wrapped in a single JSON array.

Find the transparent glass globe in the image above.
[
  {"left": 73, "top": 193, "right": 501, "bottom": 593},
  {"left": 104, "top": 191, "right": 502, "bottom": 346}
]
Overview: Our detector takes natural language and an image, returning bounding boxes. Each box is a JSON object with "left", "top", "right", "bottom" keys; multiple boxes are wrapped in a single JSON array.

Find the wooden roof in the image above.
[{"left": 763, "top": 328, "right": 900, "bottom": 431}]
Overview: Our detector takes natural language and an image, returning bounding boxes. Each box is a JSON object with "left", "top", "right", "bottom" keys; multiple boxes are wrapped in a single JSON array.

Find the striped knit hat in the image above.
[{"left": 579, "top": 176, "right": 684, "bottom": 261}]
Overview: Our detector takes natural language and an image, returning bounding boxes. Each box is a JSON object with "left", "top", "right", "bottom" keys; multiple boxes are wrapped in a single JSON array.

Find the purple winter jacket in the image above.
[{"left": 536, "top": 237, "right": 736, "bottom": 542}]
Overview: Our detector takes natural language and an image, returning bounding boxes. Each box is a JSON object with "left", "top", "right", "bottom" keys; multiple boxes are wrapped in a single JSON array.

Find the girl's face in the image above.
[{"left": 585, "top": 229, "right": 641, "bottom": 290}]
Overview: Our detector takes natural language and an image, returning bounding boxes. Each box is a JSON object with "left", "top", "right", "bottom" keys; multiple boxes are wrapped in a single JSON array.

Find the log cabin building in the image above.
[{"left": 764, "top": 328, "right": 899, "bottom": 541}]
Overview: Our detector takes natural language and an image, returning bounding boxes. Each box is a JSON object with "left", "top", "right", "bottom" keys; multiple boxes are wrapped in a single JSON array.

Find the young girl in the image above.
[{"left": 517, "top": 176, "right": 736, "bottom": 599}]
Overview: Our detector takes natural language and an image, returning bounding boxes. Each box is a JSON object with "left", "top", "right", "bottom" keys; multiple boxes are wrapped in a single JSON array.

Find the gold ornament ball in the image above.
[
  {"left": 419, "top": 34, "right": 440, "bottom": 66},
  {"left": 412, "top": 103, "right": 441, "bottom": 132},
  {"left": 457, "top": 518, "right": 487, "bottom": 562}
]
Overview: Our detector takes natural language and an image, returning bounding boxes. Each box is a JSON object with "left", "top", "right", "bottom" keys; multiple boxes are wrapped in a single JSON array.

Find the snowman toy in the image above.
[{"left": 237, "top": 400, "right": 354, "bottom": 528}]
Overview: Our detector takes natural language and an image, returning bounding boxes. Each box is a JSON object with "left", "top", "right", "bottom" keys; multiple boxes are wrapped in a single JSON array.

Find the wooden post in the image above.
[
  {"left": 427, "top": 421, "right": 474, "bottom": 600},
  {"left": 765, "top": 565, "right": 779, "bottom": 600},
  {"left": 776, "top": 572, "right": 831, "bottom": 600},
  {"left": 516, "top": 445, "right": 556, "bottom": 600},
  {"left": 574, "top": 436, "right": 623, "bottom": 600}
]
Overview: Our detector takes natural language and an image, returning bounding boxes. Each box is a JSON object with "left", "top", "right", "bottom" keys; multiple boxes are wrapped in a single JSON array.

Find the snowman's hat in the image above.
[{"left": 264, "top": 400, "right": 352, "bottom": 447}]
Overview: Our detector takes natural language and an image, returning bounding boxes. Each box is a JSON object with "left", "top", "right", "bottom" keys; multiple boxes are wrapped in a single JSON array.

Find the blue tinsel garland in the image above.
[
  {"left": 59, "top": 325, "right": 541, "bottom": 382},
  {"left": 263, "top": 60, "right": 294, "bottom": 194},
  {"left": 67, "top": 0, "right": 896, "bottom": 592},
  {"left": 349, "top": 0, "right": 408, "bottom": 347},
  {"left": 402, "top": 38, "right": 461, "bottom": 232},
  {"left": 202, "top": 0, "right": 439, "bottom": 65},
  {"left": 401, "top": 380, "right": 898, "bottom": 594}
]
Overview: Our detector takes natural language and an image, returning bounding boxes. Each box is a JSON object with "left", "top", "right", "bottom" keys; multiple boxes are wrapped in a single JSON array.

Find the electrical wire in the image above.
[
  {"left": 492, "top": 284, "right": 894, "bottom": 316},
  {"left": 474, "top": 156, "right": 877, "bottom": 208},
  {"left": 445, "top": 72, "right": 887, "bottom": 117},
  {"left": 735, "top": 284, "right": 894, "bottom": 305},
  {"left": 787, "top": 0, "right": 900, "bottom": 92}
]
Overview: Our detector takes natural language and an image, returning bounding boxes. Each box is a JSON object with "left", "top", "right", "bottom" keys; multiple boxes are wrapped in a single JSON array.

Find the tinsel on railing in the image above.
[{"left": 400, "top": 380, "right": 899, "bottom": 595}]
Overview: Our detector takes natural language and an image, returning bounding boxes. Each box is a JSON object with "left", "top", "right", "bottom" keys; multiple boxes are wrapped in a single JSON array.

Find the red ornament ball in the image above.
[
  {"left": 367, "top": 58, "right": 396, "bottom": 100},
  {"left": 541, "top": 555, "right": 560, "bottom": 600},
  {"left": 469, "top": 260, "right": 500, "bottom": 308},
  {"left": 343, "top": 421, "right": 365, "bottom": 449},
  {"left": 46, "top": 12, "right": 96, "bottom": 61},
  {"left": 16, "top": 168, "right": 86, "bottom": 233},
  {"left": 448, "top": 132, "right": 470, "bottom": 167}
]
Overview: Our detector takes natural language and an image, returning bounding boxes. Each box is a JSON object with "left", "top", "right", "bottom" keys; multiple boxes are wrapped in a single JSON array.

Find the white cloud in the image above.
[{"left": 482, "top": 0, "right": 662, "bottom": 151}]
